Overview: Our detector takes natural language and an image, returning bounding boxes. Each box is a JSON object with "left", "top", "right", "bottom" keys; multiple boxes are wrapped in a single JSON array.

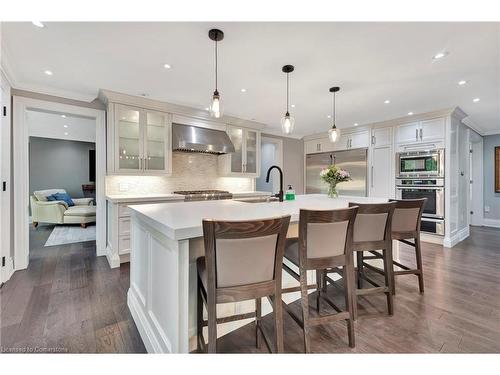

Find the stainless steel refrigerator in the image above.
[{"left": 306, "top": 148, "right": 368, "bottom": 197}]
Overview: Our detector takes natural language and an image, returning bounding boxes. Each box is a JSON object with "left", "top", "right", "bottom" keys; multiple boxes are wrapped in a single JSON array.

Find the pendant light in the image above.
[
  {"left": 328, "top": 87, "right": 340, "bottom": 142},
  {"left": 208, "top": 29, "right": 224, "bottom": 118},
  {"left": 281, "top": 65, "right": 295, "bottom": 135}
]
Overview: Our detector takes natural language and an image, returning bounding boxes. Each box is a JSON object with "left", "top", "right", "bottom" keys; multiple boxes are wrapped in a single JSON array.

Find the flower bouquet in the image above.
[{"left": 320, "top": 165, "right": 351, "bottom": 198}]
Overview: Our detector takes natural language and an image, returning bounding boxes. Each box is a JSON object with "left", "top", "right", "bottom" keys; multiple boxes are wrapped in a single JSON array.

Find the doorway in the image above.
[
  {"left": 256, "top": 136, "right": 283, "bottom": 193},
  {"left": 12, "top": 97, "right": 106, "bottom": 271}
]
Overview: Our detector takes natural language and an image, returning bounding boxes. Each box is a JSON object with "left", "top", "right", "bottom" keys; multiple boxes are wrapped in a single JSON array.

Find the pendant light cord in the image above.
[
  {"left": 332, "top": 90, "right": 336, "bottom": 127},
  {"left": 214, "top": 38, "right": 218, "bottom": 92},
  {"left": 286, "top": 73, "right": 289, "bottom": 113}
]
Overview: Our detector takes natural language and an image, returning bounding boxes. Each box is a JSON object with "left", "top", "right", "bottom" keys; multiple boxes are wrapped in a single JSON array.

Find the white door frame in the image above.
[
  {"left": 260, "top": 136, "right": 283, "bottom": 193},
  {"left": 13, "top": 96, "right": 106, "bottom": 270},
  {"left": 1, "top": 70, "right": 14, "bottom": 284},
  {"left": 469, "top": 138, "right": 484, "bottom": 226}
]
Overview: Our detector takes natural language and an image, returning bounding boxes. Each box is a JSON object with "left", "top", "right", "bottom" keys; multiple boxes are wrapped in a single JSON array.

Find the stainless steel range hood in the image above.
[{"left": 172, "top": 123, "right": 235, "bottom": 154}]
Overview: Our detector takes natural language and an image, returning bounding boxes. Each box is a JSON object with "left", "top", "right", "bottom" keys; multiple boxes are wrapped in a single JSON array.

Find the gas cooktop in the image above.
[{"left": 173, "top": 190, "right": 233, "bottom": 201}]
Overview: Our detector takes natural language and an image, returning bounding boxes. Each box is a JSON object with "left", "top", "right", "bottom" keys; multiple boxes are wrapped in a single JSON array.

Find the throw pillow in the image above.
[
  {"left": 46, "top": 195, "right": 57, "bottom": 201},
  {"left": 51, "top": 192, "right": 75, "bottom": 207}
]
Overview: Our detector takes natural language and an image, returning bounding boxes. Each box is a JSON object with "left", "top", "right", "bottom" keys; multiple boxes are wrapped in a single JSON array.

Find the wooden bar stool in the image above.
[
  {"left": 196, "top": 215, "right": 291, "bottom": 353},
  {"left": 344, "top": 202, "right": 396, "bottom": 320},
  {"left": 281, "top": 207, "right": 358, "bottom": 353},
  {"left": 363, "top": 198, "right": 426, "bottom": 295}
]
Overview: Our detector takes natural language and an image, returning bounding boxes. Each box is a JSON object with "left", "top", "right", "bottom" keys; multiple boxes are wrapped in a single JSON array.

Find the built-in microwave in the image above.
[{"left": 396, "top": 149, "right": 444, "bottom": 178}]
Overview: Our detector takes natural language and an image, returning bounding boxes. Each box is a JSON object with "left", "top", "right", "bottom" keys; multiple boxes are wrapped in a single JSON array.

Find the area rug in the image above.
[{"left": 44, "top": 224, "right": 96, "bottom": 247}]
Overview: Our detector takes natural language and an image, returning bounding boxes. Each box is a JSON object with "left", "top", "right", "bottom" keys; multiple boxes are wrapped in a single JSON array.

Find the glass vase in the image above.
[{"left": 328, "top": 182, "right": 338, "bottom": 198}]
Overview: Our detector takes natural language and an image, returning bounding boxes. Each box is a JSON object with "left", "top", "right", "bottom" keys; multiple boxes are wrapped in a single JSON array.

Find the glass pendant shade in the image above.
[
  {"left": 328, "top": 125, "right": 340, "bottom": 142},
  {"left": 209, "top": 91, "right": 223, "bottom": 118},
  {"left": 281, "top": 112, "right": 295, "bottom": 135}
]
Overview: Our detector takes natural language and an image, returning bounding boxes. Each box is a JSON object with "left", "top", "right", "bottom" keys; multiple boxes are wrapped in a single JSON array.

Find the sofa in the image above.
[{"left": 30, "top": 189, "right": 96, "bottom": 228}]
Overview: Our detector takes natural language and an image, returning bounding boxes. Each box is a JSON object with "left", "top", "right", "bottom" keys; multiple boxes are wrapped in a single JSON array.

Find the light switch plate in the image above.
[
  {"left": 484, "top": 206, "right": 490, "bottom": 213},
  {"left": 119, "top": 183, "right": 129, "bottom": 192}
]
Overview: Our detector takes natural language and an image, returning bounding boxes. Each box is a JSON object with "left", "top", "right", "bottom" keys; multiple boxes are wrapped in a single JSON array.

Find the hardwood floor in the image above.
[
  {"left": 0, "top": 224, "right": 146, "bottom": 353},
  {"left": 1, "top": 225, "right": 499, "bottom": 353},
  {"left": 215, "top": 226, "right": 500, "bottom": 353}
]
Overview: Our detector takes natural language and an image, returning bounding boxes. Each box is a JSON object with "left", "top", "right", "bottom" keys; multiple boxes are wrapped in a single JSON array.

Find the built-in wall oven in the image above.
[{"left": 396, "top": 149, "right": 445, "bottom": 236}]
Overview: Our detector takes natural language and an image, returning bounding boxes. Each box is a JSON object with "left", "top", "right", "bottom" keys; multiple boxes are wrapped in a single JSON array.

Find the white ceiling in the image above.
[
  {"left": 27, "top": 109, "right": 96, "bottom": 142},
  {"left": 2, "top": 22, "right": 499, "bottom": 136}
]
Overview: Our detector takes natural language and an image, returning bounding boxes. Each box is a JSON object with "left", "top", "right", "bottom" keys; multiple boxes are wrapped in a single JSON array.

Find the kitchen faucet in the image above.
[{"left": 265, "top": 165, "right": 284, "bottom": 202}]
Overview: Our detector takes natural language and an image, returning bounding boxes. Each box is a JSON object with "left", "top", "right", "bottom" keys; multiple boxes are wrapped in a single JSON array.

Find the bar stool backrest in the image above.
[
  {"left": 203, "top": 215, "right": 291, "bottom": 288},
  {"left": 299, "top": 207, "right": 358, "bottom": 263},
  {"left": 348, "top": 202, "right": 396, "bottom": 243},
  {"left": 389, "top": 198, "right": 427, "bottom": 235}
]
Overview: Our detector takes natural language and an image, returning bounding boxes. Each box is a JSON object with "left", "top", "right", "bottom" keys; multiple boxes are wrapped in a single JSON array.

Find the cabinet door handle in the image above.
[
  {"left": 371, "top": 165, "right": 374, "bottom": 188},
  {"left": 419, "top": 128, "right": 423, "bottom": 140},
  {"left": 371, "top": 135, "right": 375, "bottom": 145},
  {"left": 416, "top": 129, "right": 419, "bottom": 141}
]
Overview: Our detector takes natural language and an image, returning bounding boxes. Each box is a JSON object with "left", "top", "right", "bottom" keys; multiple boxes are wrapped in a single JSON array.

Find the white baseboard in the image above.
[
  {"left": 1, "top": 256, "right": 14, "bottom": 284},
  {"left": 105, "top": 245, "right": 121, "bottom": 268},
  {"left": 483, "top": 218, "right": 500, "bottom": 228},
  {"left": 443, "top": 226, "right": 470, "bottom": 248}
]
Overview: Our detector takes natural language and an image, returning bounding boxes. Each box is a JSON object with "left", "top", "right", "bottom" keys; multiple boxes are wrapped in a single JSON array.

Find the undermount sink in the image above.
[{"left": 234, "top": 196, "right": 279, "bottom": 203}]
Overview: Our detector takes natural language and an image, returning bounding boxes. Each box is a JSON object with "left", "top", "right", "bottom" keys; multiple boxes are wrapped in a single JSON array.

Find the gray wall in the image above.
[
  {"left": 261, "top": 134, "right": 304, "bottom": 194},
  {"left": 29, "top": 137, "right": 95, "bottom": 199},
  {"left": 484, "top": 134, "right": 500, "bottom": 221}
]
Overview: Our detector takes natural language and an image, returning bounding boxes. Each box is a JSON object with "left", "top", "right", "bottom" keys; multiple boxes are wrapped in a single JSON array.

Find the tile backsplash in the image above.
[{"left": 105, "top": 152, "right": 254, "bottom": 195}]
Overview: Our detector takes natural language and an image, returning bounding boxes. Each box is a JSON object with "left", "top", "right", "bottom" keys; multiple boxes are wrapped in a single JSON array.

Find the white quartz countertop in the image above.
[
  {"left": 105, "top": 194, "right": 185, "bottom": 203},
  {"left": 128, "top": 194, "right": 388, "bottom": 240},
  {"left": 106, "top": 191, "right": 271, "bottom": 203}
]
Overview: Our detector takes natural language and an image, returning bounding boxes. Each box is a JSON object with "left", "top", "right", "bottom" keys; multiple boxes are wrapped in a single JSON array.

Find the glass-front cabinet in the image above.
[
  {"left": 111, "top": 104, "right": 171, "bottom": 175},
  {"left": 218, "top": 126, "right": 260, "bottom": 177}
]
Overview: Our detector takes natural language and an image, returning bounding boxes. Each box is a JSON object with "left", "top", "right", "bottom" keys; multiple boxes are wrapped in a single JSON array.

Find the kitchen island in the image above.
[{"left": 127, "top": 194, "right": 388, "bottom": 353}]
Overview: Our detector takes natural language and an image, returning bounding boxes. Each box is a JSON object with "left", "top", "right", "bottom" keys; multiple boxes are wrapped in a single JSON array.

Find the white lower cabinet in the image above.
[{"left": 106, "top": 198, "right": 183, "bottom": 267}]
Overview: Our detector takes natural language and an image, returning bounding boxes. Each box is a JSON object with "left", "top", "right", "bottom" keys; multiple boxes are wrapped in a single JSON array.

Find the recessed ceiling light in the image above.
[
  {"left": 473, "top": 98, "right": 480, "bottom": 103},
  {"left": 384, "top": 99, "right": 390, "bottom": 104},
  {"left": 63, "top": 125, "right": 68, "bottom": 128},
  {"left": 61, "top": 114, "right": 66, "bottom": 118},
  {"left": 408, "top": 112, "right": 414, "bottom": 116},
  {"left": 458, "top": 80, "right": 467, "bottom": 86},
  {"left": 32, "top": 21, "right": 44, "bottom": 28},
  {"left": 291, "top": 104, "right": 296, "bottom": 108},
  {"left": 354, "top": 123, "right": 359, "bottom": 127},
  {"left": 44, "top": 70, "right": 53, "bottom": 76},
  {"left": 240, "top": 88, "right": 247, "bottom": 93},
  {"left": 163, "top": 63, "right": 172, "bottom": 69},
  {"left": 433, "top": 51, "right": 448, "bottom": 60},
  {"left": 64, "top": 132, "right": 68, "bottom": 136},
  {"left": 327, "top": 115, "right": 331, "bottom": 119},
  {"left": 205, "top": 107, "right": 209, "bottom": 111}
]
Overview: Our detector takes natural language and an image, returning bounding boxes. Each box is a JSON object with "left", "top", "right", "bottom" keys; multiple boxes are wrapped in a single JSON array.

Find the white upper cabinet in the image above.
[
  {"left": 371, "top": 127, "right": 392, "bottom": 147},
  {"left": 335, "top": 130, "right": 369, "bottom": 151},
  {"left": 305, "top": 138, "right": 334, "bottom": 154},
  {"left": 420, "top": 117, "right": 445, "bottom": 142},
  {"left": 218, "top": 126, "right": 260, "bottom": 177},
  {"left": 396, "top": 121, "right": 420, "bottom": 144},
  {"left": 109, "top": 103, "right": 172, "bottom": 175},
  {"left": 396, "top": 117, "right": 445, "bottom": 145}
]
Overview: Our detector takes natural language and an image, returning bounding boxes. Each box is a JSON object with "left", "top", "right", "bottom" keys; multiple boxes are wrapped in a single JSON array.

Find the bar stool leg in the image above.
[
  {"left": 196, "top": 278, "right": 204, "bottom": 352},
  {"left": 273, "top": 290, "right": 284, "bottom": 353},
  {"left": 299, "top": 268, "right": 311, "bottom": 353},
  {"left": 390, "top": 240, "right": 396, "bottom": 296},
  {"left": 415, "top": 236, "right": 425, "bottom": 293},
  {"left": 344, "top": 261, "right": 356, "bottom": 348},
  {"left": 382, "top": 248, "right": 394, "bottom": 316},
  {"left": 207, "top": 297, "right": 217, "bottom": 353},
  {"left": 356, "top": 251, "right": 364, "bottom": 289},
  {"left": 256, "top": 297, "right": 262, "bottom": 349},
  {"left": 315, "top": 270, "right": 322, "bottom": 313}
]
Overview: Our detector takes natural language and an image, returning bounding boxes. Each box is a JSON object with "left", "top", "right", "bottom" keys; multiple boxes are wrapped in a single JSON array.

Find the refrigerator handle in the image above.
[{"left": 371, "top": 165, "right": 374, "bottom": 188}]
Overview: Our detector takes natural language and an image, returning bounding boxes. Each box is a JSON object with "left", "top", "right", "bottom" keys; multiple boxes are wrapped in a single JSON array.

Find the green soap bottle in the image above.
[{"left": 285, "top": 185, "right": 295, "bottom": 201}]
